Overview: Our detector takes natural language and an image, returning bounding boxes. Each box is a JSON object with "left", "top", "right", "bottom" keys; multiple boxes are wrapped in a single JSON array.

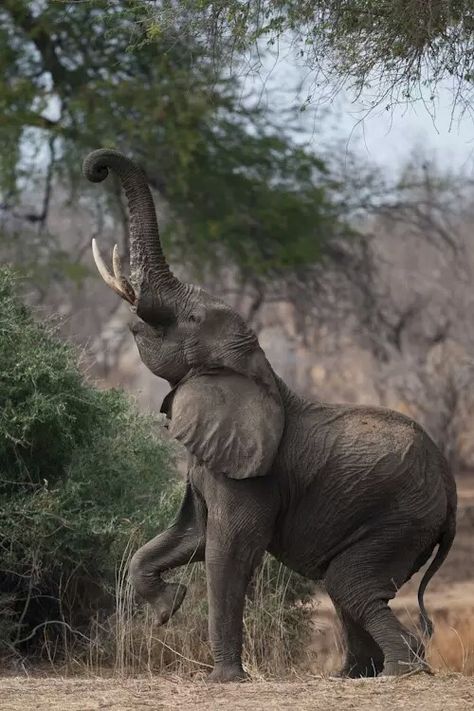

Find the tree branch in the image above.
[{"left": 0, "top": 0, "right": 70, "bottom": 88}]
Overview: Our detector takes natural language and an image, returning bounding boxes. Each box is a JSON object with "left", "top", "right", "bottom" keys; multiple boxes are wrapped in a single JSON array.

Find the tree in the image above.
[
  {"left": 140, "top": 1, "right": 474, "bottom": 115},
  {"left": 0, "top": 0, "right": 347, "bottom": 282}
]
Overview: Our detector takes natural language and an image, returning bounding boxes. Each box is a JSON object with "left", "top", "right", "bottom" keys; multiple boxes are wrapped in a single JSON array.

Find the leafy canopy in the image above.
[
  {"left": 139, "top": 1, "right": 474, "bottom": 114},
  {"left": 0, "top": 0, "right": 346, "bottom": 278}
]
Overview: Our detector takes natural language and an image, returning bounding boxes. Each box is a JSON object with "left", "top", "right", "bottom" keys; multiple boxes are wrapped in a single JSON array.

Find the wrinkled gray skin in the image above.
[{"left": 83, "top": 150, "right": 457, "bottom": 682}]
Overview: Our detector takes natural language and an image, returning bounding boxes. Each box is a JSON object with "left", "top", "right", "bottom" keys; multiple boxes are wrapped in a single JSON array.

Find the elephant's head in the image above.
[{"left": 83, "top": 149, "right": 284, "bottom": 478}]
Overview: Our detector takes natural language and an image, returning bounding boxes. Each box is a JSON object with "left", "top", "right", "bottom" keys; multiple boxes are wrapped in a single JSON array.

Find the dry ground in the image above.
[{"left": 0, "top": 674, "right": 473, "bottom": 711}]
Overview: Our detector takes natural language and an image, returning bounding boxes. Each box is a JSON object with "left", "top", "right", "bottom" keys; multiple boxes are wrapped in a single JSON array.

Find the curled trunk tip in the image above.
[
  {"left": 83, "top": 148, "right": 183, "bottom": 314},
  {"left": 83, "top": 148, "right": 147, "bottom": 185}
]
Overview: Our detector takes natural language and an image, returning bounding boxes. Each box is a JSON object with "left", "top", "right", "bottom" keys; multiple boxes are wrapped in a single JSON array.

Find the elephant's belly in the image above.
[
  {"left": 268, "top": 544, "right": 329, "bottom": 581},
  {"left": 267, "top": 501, "right": 349, "bottom": 581},
  {"left": 268, "top": 505, "right": 383, "bottom": 581}
]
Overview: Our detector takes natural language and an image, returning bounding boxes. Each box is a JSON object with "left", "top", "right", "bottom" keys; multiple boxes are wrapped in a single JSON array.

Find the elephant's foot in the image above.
[
  {"left": 331, "top": 659, "right": 382, "bottom": 679},
  {"left": 380, "top": 660, "right": 431, "bottom": 677},
  {"left": 152, "top": 581, "right": 187, "bottom": 625},
  {"left": 207, "top": 664, "right": 250, "bottom": 683}
]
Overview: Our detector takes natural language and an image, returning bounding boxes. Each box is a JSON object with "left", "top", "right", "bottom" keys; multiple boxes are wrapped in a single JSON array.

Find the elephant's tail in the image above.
[{"left": 417, "top": 506, "right": 456, "bottom": 638}]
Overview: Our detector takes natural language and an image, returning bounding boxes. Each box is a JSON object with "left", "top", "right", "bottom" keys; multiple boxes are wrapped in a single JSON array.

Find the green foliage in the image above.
[
  {"left": 139, "top": 1, "right": 474, "bottom": 112},
  {"left": 167, "top": 127, "right": 342, "bottom": 273},
  {"left": 0, "top": 267, "right": 179, "bottom": 656},
  {"left": 0, "top": 0, "right": 347, "bottom": 279}
]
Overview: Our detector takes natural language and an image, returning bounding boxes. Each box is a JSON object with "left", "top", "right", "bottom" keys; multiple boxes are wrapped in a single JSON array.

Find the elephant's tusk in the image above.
[
  {"left": 112, "top": 244, "right": 123, "bottom": 280},
  {"left": 92, "top": 239, "right": 136, "bottom": 305}
]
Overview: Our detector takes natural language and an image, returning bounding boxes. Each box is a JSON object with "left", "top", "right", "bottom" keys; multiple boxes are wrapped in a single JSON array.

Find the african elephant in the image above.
[{"left": 83, "top": 149, "right": 457, "bottom": 682}]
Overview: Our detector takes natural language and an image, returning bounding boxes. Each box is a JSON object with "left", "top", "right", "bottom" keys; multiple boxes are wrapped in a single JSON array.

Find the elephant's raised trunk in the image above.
[{"left": 83, "top": 149, "right": 183, "bottom": 319}]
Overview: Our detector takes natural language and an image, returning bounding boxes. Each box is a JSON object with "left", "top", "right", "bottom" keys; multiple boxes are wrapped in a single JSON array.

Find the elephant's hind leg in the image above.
[
  {"left": 332, "top": 604, "right": 384, "bottom": 678},
  {"left": 325, "top": 532, "right": 428, "bottom": 677},
  {"left": 129, "top": 481, "right": 206, "bottom": 624}
]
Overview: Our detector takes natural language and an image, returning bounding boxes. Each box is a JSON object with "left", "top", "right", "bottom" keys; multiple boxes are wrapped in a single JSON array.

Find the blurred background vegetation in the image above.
[{"left": 1, "top": 0, "right": 474, "bottom": 676}]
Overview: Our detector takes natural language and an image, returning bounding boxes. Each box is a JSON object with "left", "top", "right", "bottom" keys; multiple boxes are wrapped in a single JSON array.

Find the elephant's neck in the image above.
[{"left": 274, "top": 373, "right": 309, "bottom": 412}]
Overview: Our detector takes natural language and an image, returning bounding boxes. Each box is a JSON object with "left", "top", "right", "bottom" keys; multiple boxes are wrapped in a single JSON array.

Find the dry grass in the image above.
[
  {"left": 75, "top": 537, "right": 212, "bottom": 678},
  {"left": 396, "top": 585, "right": 474, "bottom": 676},
  {"left": 429, "top": 614, "right": 474, "bottom": 675},
  {"left": 59, "top": 542, "right": 311, "bottom": 680}
]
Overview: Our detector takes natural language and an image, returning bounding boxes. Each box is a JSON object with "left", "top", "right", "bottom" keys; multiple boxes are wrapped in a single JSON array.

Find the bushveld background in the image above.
[{"left": 0, "top": 2, "right": 473, "bottom": 708}]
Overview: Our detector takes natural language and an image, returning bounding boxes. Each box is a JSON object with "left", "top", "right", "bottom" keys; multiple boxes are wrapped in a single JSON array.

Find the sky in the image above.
[
  {"left": 242, "top": 47, "right": 474, "bottom": 177},
  {"left": 324, "top": 91, "right": 474, "bottom": 175}
]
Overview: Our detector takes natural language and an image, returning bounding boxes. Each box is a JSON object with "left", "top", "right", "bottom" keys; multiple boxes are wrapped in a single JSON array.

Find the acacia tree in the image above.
[
  {"left": 138, "top": 1, "right": 474, "bottom": 115},
  {"left": 0, "top": 0, "right": 347, "bottom": 277},
  {"left": 0, "top": 0, "right": 356, "bottom": 377}
]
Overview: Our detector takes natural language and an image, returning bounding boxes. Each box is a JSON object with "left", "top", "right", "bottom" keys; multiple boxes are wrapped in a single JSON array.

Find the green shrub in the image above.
[{"left": 0, "top": 267, "right": 178, "bottom": 658}]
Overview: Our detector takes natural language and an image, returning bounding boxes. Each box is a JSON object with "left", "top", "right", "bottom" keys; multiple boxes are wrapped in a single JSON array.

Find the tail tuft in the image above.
[{"left": 418, "top": 605, "right": 434, "bottom": 639}]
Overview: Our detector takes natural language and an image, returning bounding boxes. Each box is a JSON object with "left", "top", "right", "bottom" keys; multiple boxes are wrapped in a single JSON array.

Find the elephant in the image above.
[{"left": 83, "top": 149, "right": 457, "bottom": 682}]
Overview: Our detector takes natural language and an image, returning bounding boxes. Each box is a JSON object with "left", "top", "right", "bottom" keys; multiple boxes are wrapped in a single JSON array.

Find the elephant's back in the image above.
[{"left": 286, "top": 401, "right": 444, "bottom": 483}]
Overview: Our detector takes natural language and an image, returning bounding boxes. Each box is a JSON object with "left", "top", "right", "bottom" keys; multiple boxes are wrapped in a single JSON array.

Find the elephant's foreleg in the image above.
[
  {"left": 129, "top": 482, "right": 206, "bottom": 624},
  {"left": 204, "top": 479, "right": 277, "bottom": 682},
  {"left": 205, "top": 545, "right": 262, "bottom": 682}
]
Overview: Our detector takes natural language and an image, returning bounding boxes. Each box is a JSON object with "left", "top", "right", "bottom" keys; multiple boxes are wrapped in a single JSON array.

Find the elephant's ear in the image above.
[{"left": 164, "top": 368, "right": 284, "bottom": 479}]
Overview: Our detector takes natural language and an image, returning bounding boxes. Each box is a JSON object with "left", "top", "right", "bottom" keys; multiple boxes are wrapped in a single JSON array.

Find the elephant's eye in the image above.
[{"left": 187, "top": 306, "right": 205, "bottom": 325}]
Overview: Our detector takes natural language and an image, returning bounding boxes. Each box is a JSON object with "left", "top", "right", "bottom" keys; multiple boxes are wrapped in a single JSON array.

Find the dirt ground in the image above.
[{"left": 0, "top": 674, "right": 473, "bottom": 711}]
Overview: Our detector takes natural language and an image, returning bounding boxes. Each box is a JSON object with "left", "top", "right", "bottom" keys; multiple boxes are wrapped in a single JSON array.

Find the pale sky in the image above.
[
  {"left": 242, "top": 47, "right": 474, "bottom": 176},
  {"left": 325, "top": 92, "right": 474, "bottom": 174}
]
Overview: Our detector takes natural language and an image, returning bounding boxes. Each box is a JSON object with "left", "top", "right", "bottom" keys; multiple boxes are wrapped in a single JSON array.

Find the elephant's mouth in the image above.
[{"left": 128, "top": 317, "right": 164, "bottom": 351}]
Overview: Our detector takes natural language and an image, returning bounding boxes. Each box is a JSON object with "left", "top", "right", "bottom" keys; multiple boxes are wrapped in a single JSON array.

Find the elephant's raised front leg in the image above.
[
  {"left": 129, "top": 481, "right": 206, "bottom": 624},
  {"left": 204, "top": 477, "right": 278, "bottom": 682}
]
